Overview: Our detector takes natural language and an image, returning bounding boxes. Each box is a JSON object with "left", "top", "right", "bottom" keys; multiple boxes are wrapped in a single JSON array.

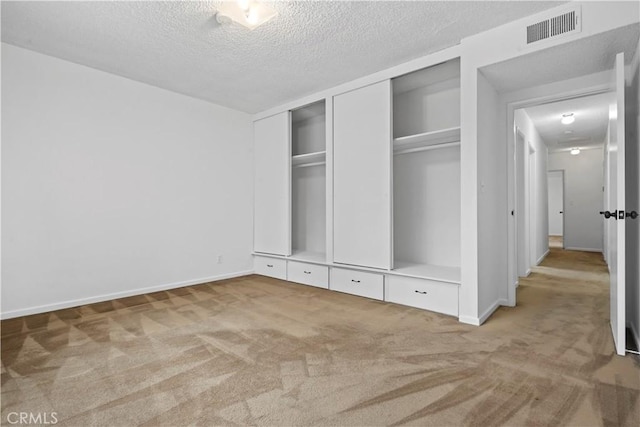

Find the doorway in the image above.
[
  {"left": 548, "top": 170, "right": 565, "bottom": 249},
  {"left": 476, "top": 21, "right": 638, "bottom": 356}
]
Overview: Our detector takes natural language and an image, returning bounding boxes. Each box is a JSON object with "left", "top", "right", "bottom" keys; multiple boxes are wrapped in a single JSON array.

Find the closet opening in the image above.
[
  {"left": 291, "top": 100, "right": 327, "bottom": 263},
  {"left": 391, "top": 58, "right": 461, "bottom": 283}
]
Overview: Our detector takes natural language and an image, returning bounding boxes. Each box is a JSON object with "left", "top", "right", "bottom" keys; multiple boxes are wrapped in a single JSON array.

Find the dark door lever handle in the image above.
[
  {"left": 627, "top": 211, "right": 639, "bottom": 219},
  {"left": 599, "top": 211, "right": 618, "bottom": 219}
]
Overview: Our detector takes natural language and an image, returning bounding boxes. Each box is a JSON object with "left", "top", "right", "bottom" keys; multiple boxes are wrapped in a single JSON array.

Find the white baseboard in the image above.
[
  {"left": 458, "top": 315, "right": 480, "bottom": 326},
  {"left": 536, "top": 249, "right": 550, "bottom": 266},
  {"left": 459, "top": 299, "right": 508, "bottom": 326},
  {"left": 564, "top": 247, "right": 603, "bottom": 253},
  {"left": 0, "top": 270, "right": 254, "bottom": 320}
]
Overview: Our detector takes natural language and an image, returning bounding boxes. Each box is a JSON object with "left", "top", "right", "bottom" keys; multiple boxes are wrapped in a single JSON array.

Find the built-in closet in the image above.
[
  {"left": 391, "top": 58, "right": 461, "bottom": 281},
  {"left": 253, "top": 58, "right": 462, "bottom": 318},
  {"left": 254, "top": 101, "right": 330, "bottom": 288},
  {"left": 291, "top": 101, "right": 326, "bottom": 263},
  {"left": 386, "top": 58, "right": 461, "bottom": 316}
]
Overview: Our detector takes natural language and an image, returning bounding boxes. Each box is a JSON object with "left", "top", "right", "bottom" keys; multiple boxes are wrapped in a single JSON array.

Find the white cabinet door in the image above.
[
  {"left": 333, "top": 81, "right": 392, "bottom": 269},
  {"left": 254, "top": 112, "right": 291, "bottom": 256}
]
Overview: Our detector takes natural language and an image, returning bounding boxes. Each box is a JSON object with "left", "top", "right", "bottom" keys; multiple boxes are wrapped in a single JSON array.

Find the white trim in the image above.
[
  {"left": 458, "top": 315, "right": 480, "bottom": 326},
  {"left": 536, "top": 249, "right": 550, "bottom": 266},
  {"left": 0, "top": 270, "right": 254, "bottom": 320},
  {"left": 627, "top": 321, "right": 640, "bottom": 351},
  {"left": 459, "top": 299, "right": 508, "bottom": 326},
  {"left": 563, "top": 247, "right": 603, "bottom": 253}
]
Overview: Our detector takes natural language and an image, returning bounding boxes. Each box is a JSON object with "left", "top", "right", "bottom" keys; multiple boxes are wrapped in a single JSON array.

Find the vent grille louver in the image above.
[{"left": 526, "top": 9, "right": 579, "bottom": 44}]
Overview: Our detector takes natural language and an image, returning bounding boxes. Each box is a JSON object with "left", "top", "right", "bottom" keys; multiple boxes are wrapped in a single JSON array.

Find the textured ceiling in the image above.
[
  {"left": 1, "top": 1, "right": 563, "bottom": 113},
  {"left": 523, "top": 92, "right": 613, "bottom": 152}
]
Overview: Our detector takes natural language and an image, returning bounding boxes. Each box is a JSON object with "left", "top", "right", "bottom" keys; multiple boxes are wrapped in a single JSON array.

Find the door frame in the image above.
[{"left": 506, "top": 84, "right": 611, "bottom": 307}]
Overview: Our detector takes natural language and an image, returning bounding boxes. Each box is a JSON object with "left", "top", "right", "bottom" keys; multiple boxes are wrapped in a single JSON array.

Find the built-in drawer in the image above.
[
  {"left": 287, "top": 261, "right": 329, "bottom": 289},
  {"left": 254, "top": 256, "right": 287, "bottom": 280},
  {"left": 385, "top": 275, "right": 458, "bottom": 317},
  {"left": 330, "top": 268, "right": 384, "bottom": 300}
]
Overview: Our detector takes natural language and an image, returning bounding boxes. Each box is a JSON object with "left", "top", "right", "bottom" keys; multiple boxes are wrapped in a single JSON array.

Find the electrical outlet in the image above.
[{"left": 217, "top": 255, "right": 223, "bottom": 264}]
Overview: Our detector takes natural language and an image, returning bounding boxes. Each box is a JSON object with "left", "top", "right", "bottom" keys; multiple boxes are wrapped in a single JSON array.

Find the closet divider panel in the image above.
[
  {"left": 333, "top": 81, "right": 392, "bottom": 269},
  {"left": 254, "top": 112, "right": 291, "bottom": 256}
]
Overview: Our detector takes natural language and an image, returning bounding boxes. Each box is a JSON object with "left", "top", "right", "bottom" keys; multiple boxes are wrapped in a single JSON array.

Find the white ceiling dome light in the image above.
[
  {"left": 561, "top": 113, "right": 575, "bottom": 125},
  {"left": 216, "top": 1, "right": 277, "bottom": 30},
  {"left": 570, "top": 147, "right": 581, "bottom": 155}
]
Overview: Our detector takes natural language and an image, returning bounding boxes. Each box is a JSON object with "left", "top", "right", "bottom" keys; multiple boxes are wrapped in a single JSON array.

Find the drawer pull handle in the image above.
[
  {"left": 267, "top": 264, "right": 274, "bottom": 268},
  {"left": 351, "top": 279, "right": 361, "bottom": 283},
  {"left": 304, "top": 271, "right": 311, "bottom": 274},
  {"left": 415, "top": 290, "right": 427, "bottom": 295}
]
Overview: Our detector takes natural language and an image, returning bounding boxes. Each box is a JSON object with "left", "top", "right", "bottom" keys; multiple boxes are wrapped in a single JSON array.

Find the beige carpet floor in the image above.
[{"left": 2, "top": 249, "right": 639, "bottom": 426}]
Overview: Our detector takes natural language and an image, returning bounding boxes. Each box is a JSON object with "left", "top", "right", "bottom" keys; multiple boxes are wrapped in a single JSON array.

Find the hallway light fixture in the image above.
[
  {"left": 216, "top": 0, "right": 277, "bottom": 30},
  {"left": 561, "top": 113, "right": 575, "bottom": 125},
  {"left": 570, "top": 147, "right": 580, "bottom": 155}
]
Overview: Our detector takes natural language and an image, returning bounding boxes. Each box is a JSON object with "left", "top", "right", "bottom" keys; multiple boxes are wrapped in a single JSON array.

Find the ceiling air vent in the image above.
[{"left": 526, "top": 7, "right": 581, "bottom": 45}]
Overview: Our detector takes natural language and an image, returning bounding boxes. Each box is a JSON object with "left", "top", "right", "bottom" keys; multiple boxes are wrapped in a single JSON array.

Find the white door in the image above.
[
  {"left": 548, "top": 171, "right": 564, "bottom": 237},
  {"left": 605, "top": 52, "right": 626, "bottom": 356},
  {"left": 254, "top": 112, "right": 291, "bottom": 256},
  {"left": 333, "top": 81, "right": 392, "bottom": 269}
]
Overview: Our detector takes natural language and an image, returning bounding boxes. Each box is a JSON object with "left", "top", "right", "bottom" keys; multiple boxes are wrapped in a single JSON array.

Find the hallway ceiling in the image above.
[
  {"left": 1, "top": 1, "right": 563, "bottom": 113},
  {"left": 523, "top": 92, "right": 613, "bottom": 153}
]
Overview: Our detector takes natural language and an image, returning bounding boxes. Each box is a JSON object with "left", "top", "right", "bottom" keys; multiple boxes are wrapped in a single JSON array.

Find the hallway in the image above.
[{"left": 496, "top": 246, "right": 640, "bottom": 425}]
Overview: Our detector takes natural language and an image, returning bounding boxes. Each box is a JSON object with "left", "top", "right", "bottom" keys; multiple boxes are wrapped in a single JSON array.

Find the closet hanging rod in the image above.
[{"left": 394, "top": 141, "right": 460, "bottom": 156}]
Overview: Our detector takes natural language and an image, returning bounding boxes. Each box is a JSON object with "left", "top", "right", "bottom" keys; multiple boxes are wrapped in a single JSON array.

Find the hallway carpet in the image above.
[{"left": 2, "top": 250, "right": 639, "bottom": 426}]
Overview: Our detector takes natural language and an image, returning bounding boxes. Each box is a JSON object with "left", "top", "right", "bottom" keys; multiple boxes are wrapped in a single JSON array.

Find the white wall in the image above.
[
  {"left": 548, "top": 149, "right": 605, "bottom": 252},
  {"left": 476, "top": 71, "right": 507, "bottom": 319},
  {"left": 514, "top": 109, "right": 549, "bottom": 267},
  {"left": 1, "top": 44, "right": 254, "bottom": 318}
]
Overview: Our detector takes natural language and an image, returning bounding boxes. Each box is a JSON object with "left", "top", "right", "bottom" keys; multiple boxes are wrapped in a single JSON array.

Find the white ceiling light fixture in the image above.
[
  {"left": 216, "top": 1, "right": 277, "bottom": 30},
  {"left": 561, "top": 113, "right": 575, "bottom": 125},
  {"left": 570, "top": 147, "right": 581, "bottom": 155}
]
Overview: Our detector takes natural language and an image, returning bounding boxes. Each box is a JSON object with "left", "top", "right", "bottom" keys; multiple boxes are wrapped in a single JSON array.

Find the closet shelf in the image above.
[
  {"left": 393, "top": 127, "right": 461, "bottom": 155},
  {"left": 392, "top": 262, "right": 461, "bottom": 284},
  {"left": 289, "top": 251, "right": 327, "bottom": 264},
  {"left": 292, "top": 151, "right": 326, "bottom": 167}
]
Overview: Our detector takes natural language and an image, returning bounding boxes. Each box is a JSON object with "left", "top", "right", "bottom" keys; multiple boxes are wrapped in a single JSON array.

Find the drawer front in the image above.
[
  {"left": 330, "top": 268, "right": 384, "bottom": 300},
  {"left": 385, "top": 275, "right": 458, "bottom": 316},
  {"left": 287, "top": 261, "right": 329, "bottom": 289},
  {"left": 254, "top": 256, "right": 287, "bottom": 280}
]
